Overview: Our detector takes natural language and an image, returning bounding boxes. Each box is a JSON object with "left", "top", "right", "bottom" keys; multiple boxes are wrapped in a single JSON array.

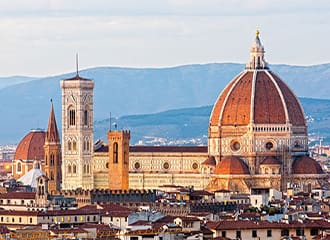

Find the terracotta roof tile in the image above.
[
  {"left": 14, "top": 130, "right": 45, "bottom": 160},
  {"left": 254, "top": 71, "right": 286, "bottom": 124},
  {"left": 202, "top": 156, "right": 216, "bottom": 166},
  {"left": 292, "top": 156, "right": 324, "bottom": 174},
  {"left": 214, "top": 156, "right": 250, "bottom": 175},
  {"left": 260, "top": 156, "right": 281, "bottom": 165}
]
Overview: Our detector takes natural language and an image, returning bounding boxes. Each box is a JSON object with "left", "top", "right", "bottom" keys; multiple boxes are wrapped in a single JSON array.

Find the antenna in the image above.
[
  {"left": 109, "top": 112, "right": 112, "bottom": 132},
  {"left": 76, "top": 53, "right": 79, "bottom": 76}
]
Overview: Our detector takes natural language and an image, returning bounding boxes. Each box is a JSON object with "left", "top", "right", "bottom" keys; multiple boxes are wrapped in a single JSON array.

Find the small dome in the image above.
[
  {"left": 292, "top": 156, "right": 324, "bottom": 174},
  {"left": 260, "top": 156, "right": 281, "bottom": 165},
  {"left": 14, "top": 130, "right": 45, "bottom": 160},
  {"left": 214, "top": 156, "right": 250, "bottom": 175},
  {"left": 202, "top": 156, "right": 216, "bottom": 166}
]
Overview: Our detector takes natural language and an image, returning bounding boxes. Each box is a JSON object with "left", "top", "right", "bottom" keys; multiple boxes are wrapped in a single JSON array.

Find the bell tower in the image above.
[
  {"left": 44, "top": 101, "right": 61, "bottom": 192},
  {"left": 60, "top": 72, "right": 94, "bottom": 190},
  {"left": 108, "top": 130, "right": 130, "bottom": 190}
]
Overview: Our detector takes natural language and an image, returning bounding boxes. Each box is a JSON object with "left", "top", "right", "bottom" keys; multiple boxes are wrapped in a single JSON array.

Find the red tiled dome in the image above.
[
  {"left": 260, "top": 156, "right": 281, "bottom": 165},
  {"left": 292, "top": 156, "right": 324, "bottom": 174},
  {"left": 202, "top": 156, "right": 216, "bottom": 166},
  {"left": 14, "top": 130, "right": 45, "bottom": 160},
  {"left": 214, "top": 156, "right": 250, "bottom": 175},
  {"left": 209, "top": 70, "right": 306, "bottom": 127}
]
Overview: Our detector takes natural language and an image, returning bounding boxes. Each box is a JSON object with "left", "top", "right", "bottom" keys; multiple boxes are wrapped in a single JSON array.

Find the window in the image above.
[
  {"left": 265, "top": 141, "right": 274, "bottom": 150},
  {"left": 19, "top": 217, "right": 21, "bottom": 223},
  {"left": 296, "top": 229, "right": 304, "bottom": 236},
  {"left": 68, "top": 165, "right": 72, "bottom": 174},
  {"left": 50, "top": 154, "right": 55, "bottom": 166},
  {"left": 30, "top": 218, "right": 33, "bottom": 223},
  {"left": 68, "top": 141, "right": 72, "bottom": 151},
  {"left": 236, "top": 231, "right": 241, "bottom": 239},
  {"left": 134, "top": 162, "right": 140, "bottom": 170},
  {"left": 73, "top": 164, "right": 77, "bottom": 174},
  {"left": 163, "top": 162, "right": 170, "bottom": 170},
  {"left": 231, "top": 140, "right": 241, "bottom": 151},
  {"left": 252, "top": 230, "right": 257, "bottom": 238},
  {"left": 267, "top": 230, "right": 272, "bottom": 237},
  {"left": 221, "top": 231, "right": 226, "bottom": 238},
  {"left": 310, "top": 228, "right": 318, "bottom": 236},
  {"left": 113, "top": 142, "right": 118, "bottom": 163},
  {"left": 50, "top": 171, "right": 54, "bottom": 180},
  {"left": 84, "top": 110, "right": 88, "bottom": 126},
  {"left": 69, "top": 108, "right": 76, "bottom": 126},
  {"left": 72, "top": 140, "right": 77, "bottom": 151},
  {"left": 83, "top": 164, "right": 86, "bottom": 174},
  {"left": 17, "top": 162, "right": 22, "bottom": 172}
]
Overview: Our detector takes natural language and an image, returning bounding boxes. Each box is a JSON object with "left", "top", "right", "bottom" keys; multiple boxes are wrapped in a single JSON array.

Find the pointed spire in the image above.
[
  {"left": 45, "top": 100, "right": 60, "bottom": 144},
  {"left": 246, "top": 30, "right": 268, "bottom": 70}
]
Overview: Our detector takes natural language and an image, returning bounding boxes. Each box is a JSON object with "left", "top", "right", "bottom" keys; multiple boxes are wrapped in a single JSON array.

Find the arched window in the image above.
[
  {"left": 83, "top": 109, "right": 88, "bottom": 126},
  {"left": 87, "top": 140, "right": 90, "bottom": 151},
  {"left": 50, "top": 154, "right": 55, "bottom": 166},
  {"left": 73, "top": 164, "right": 77, "bottom": 174},
  {"left": 83, "top": 164, "right": 86, "bottom": 174},
  {"left": 73, "top": 140, "right": 77, "bottom": 151},
  {"left": 68, "top": 140, "right": 72, "bottom": 151},
  {"left": 113, "top": 142, "right": 118, "bottom": 163},
  {"left": 68, "top": 165, "right": 72, "bottom": 174},
  {"left": 50, "top": 171, "right": 54, "bottom": 180},
  {"left": 17, "top": 162, "right": 22, "bottom": 172},
  {"left": 83, "top": 140, "right": 86, "bottom": 151},
  {"left": 68, "top": 107, "right": 76, "bottom": 126}
]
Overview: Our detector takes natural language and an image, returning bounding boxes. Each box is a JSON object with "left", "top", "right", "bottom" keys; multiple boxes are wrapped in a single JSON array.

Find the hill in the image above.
[
  {"left": 94, "top": 98, "right": 330, "bottom": 146},
  {"left": 1, "top": 63, "right": 330, "bottom": 144}
]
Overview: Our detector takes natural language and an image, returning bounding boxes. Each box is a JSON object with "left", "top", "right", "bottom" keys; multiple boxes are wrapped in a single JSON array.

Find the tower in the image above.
[
  {"left": 108, "top": 130, "right": 130, "bottom": 190},
  {"left": 43, "top": 101, "right": 62, "bottom": 192},
  {"left": 35, "top": 175, "right": 49, "bottom": 208},
  {"left": 60, "top": 73, "right": 94, "bottom": 190}
]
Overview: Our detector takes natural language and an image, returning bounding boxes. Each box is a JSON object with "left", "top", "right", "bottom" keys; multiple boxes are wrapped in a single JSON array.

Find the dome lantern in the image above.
[{"left": 246, "top": 30, "right": 268, "bottom": 70}]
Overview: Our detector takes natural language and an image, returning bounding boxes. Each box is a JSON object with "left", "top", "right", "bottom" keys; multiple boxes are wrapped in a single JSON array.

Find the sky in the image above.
[{"left": 0, "top": 0, "right": 330, "bottom": 76}]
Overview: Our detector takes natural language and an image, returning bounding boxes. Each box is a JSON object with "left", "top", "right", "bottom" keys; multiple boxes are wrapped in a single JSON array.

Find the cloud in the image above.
[
  {"left": 1, "top": 0, "right": 330, "bottom": 17},
  {"left": 0, "top": 1, "right": 329, "bottom": 76}
]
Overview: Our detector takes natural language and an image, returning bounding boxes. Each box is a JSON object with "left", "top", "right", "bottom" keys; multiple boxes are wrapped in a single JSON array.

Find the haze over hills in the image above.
[
  {"left": 94, "top": 98, "right": 330, "bottom": 146},
  {"left": 1, "top": 63, "right": 330, "bottom": 144}
]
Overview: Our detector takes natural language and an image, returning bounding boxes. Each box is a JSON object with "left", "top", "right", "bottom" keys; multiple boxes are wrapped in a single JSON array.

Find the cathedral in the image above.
[{"left": 12, "top": 32, "right": 328, "bottom": 194}]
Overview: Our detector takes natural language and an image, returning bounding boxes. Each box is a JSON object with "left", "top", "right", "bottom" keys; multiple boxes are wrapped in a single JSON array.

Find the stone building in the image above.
[
  {"left": 12, "top": 32, "right": 328, "bottom": 194},
  {"left": 12, "top": 102, "right": 61, "bottom": 192},
  {"left": 60, "top": 73, "right": 94, "bottom": 190},
  {"left": 92, "top": 32, "right": 327, "bottom": 193}
]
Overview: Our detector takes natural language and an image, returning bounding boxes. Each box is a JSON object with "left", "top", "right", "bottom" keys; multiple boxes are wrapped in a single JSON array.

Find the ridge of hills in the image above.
[
  {"left": 94, "top": 98, "right": 330, "bottom": 146},
  {"left": 1, "top": 63, "right": 330, "bottom": 144}
]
